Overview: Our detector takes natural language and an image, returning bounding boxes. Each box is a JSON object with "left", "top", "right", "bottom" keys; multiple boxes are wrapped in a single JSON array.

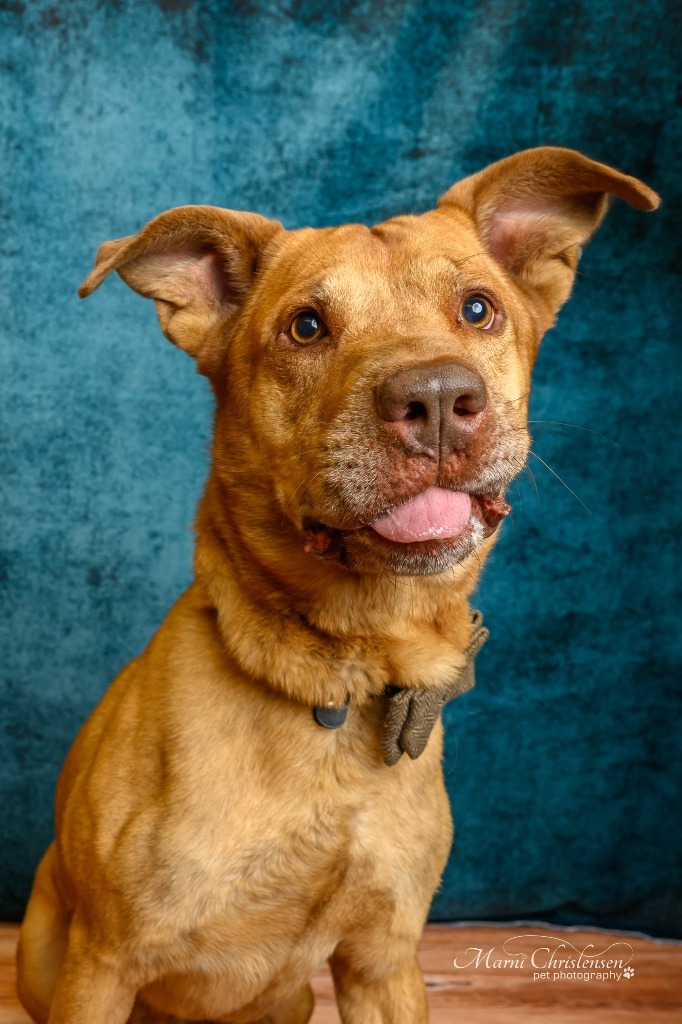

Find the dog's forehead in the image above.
[{"left": 272, "top": 209, "right": 485, "bottom": 311}]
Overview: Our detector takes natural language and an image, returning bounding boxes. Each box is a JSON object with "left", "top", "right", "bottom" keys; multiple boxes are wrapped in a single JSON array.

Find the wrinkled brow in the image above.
[{"left": 308, "top": 282, "right": 330, "bottom": 306}]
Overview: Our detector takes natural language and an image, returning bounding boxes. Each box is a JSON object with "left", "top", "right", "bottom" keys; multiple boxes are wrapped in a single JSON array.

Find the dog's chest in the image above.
[
  {"left": 133, "top": 752, "right": 446, "bottom": 1018},
  {"left": 132, "top": 710, "right": 448, "bottom": 956}
]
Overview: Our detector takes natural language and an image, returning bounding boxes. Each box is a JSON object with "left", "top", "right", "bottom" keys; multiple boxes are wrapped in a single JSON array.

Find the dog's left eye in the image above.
[
  {"left": 461, "top": 295, "right": 494, "bottom": 330},
  {"left": 290, "top": 311, "right": 327, "bottom": 346}
]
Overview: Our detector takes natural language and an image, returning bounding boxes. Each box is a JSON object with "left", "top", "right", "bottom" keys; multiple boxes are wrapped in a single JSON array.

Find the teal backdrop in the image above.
[{"left": 1, "top": 0, "right": 680, "bottom": 936}]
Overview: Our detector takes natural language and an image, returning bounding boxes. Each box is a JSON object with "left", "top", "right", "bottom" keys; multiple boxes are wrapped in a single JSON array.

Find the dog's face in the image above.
[
  {"left": 80, "top": 148, "right": 658, "bottom": 577},
  {"left": 224, "top": 211, "right": 534, "bottom": 575}
]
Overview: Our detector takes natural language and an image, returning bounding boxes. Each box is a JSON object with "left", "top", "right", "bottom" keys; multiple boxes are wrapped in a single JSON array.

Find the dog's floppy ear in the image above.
[
  {"left": 438, "top": 147, "right": 659, "bottom": 316},
  {"left": 79, "top": 206, "right": 282, "bottom": 371}
]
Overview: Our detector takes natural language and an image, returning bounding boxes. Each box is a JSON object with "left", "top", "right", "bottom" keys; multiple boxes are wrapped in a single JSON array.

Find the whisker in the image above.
[
  {"left": 529, "top": 450, "right": 592, "bottom": 515},
  {"left": 528, "top": 427, "right": 586, "bottom": 443},
  {"left": 501, "top": 391, "right": 530, "bottom": 407},
  {"left": 378, "top": 573, "right": 396, "bottom": 622},
  {"left": 451, "top": 250, "right": 491, "bottom": 268},
  {"left": 528, "top": 420, "right": 618, "bottom": 446},
  {"left": 448, "top": 553, "right": 479, "bottom": 591},
  {"left": 522, "top": 464, "right": 540, "bottom": 500},
  {"left": 280, "top": 468, "right": 327, "bottom": 525}
]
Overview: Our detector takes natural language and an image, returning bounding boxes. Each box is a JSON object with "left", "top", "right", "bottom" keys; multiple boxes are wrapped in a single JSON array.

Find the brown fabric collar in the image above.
[{"left": 312, "top": 610, "right": 488, "bottom": 767}]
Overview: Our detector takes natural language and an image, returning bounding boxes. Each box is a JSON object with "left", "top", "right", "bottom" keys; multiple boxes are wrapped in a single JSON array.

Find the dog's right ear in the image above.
[{"left": 79, "top": 206, "right": 282, "bottom": 373}]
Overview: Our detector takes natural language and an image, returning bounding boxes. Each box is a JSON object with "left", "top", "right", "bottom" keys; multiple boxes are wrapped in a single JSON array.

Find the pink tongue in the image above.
[{"left": 370, "top": 488, "right": 472, "bottom": 544}]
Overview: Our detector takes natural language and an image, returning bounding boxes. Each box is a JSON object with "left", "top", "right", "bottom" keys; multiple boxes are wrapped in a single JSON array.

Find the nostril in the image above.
[
  {"left": 453, "top": 397, "right": 480, "bottom": 416},
  {"left": 453, "top": 390, "right": 487, "bottom": 416},
  {"left": 404, "top": 400, "right": 427, "bottom": 421}
]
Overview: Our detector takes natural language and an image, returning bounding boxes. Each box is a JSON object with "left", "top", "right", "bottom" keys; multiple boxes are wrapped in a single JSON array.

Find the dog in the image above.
[{"left": 16, "top": 148, "right": 658, "bottom": 1024}]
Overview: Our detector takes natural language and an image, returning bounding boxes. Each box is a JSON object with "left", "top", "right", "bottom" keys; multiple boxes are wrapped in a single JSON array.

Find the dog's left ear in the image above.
[
  {"left": 438, "top": 147, "right": 660, "bottom": 317},
  {"left": 79, "top": 205, "right": 282, "bottom": 373}
]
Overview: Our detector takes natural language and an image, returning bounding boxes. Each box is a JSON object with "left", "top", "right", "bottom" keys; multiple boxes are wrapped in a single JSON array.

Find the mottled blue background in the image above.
[{"left": 1, "top": 0, "right": 680, "bottom": 936}]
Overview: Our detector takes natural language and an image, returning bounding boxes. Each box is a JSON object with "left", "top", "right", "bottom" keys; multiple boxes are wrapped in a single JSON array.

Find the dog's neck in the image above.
[{"left": 194, "top": 474, "right": 488, "bottom": 707}]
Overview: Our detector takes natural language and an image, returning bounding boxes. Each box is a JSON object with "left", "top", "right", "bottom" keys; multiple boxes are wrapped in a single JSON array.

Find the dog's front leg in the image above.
[
  {"left": 47, "top": 913, "right": 136, "bottom": 1024},
  {"left": 329, "top": 943, "right": 428, "bottom": 1024}
]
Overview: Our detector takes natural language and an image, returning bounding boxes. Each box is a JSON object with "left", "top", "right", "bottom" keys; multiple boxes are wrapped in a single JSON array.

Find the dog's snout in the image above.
[{"left": 376, "top": 362, "right": 487, "bottom": 455}]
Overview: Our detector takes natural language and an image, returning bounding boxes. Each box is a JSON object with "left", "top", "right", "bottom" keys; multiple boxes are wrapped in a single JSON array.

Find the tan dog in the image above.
[{"left": 17, "top": 148, "right": 658, "bottom": 1024}]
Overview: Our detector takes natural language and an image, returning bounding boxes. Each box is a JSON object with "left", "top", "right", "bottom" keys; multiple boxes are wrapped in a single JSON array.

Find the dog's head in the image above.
[{"left": 80, "top": 148, "right": 658, "bottom": 578}]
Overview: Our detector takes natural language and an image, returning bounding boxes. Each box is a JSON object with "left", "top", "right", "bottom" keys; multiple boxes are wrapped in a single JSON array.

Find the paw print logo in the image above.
[{"left": 623, "top": 966, "right": 635, "bottom": 979}]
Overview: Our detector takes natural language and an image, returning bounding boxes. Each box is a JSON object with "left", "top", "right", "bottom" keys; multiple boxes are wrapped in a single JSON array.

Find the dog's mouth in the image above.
[
  {"left": 370, "top": 487, "right": 501, "bottom": 544},
  {"left": 302, "top": 487, "right": 511, "bottom": 568}
]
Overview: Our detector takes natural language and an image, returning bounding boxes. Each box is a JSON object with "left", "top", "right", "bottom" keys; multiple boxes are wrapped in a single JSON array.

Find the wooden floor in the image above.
[{"left": 1, "top": 922, "right": 680, "bottom": 1023}]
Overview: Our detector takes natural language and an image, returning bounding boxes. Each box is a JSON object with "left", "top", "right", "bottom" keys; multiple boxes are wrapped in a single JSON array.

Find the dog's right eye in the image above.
[{"left": 289, "top": 311, "right": 327, "bottom": 346}]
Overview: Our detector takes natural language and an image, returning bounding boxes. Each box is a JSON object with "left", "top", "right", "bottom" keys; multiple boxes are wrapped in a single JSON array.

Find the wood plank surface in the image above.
[{"left": 1, "top": 922, "right": 680, "bottom": 1023}]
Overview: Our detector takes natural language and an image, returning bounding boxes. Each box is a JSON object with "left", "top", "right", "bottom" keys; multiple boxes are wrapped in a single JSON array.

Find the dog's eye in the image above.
[
  {"left": 290, "top": 311, "right": 327, "bottom": 346},
  {"left": 461, "top": 295, "right": 494, "bottom": 330}
]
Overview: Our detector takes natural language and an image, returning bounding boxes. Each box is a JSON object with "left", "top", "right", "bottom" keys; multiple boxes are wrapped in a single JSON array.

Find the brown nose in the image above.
[{"left": 376, "top": 362, "right": 487, "bottom": 455}]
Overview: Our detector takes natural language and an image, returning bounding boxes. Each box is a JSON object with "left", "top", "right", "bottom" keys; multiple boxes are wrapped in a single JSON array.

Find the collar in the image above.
[{"left": 312, "top": 610, "right": 488, "bottom": 766}]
